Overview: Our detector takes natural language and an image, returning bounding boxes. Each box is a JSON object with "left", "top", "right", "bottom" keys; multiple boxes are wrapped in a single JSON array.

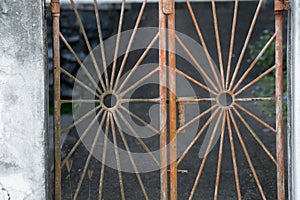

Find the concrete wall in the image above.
[{"left": 0, "top": 0, "right": 48, "bottom": 199}]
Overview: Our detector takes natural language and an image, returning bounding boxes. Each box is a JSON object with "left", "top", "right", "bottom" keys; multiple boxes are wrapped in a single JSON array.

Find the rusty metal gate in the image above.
[{"left": 51, "top": 0, "right": 288, "bottom": 199}]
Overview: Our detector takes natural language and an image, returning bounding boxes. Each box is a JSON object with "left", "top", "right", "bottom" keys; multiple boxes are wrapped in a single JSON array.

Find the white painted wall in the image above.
[
  {"left": 290, "top": 1, "right": 300, "bottom": 199},
  {"left": 0, "top": 0, "right": 48, "bottom": 199}
]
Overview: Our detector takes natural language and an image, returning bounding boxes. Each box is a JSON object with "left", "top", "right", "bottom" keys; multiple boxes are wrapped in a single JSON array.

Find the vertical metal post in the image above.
[
  {"left": 51, "top": 0, "right": 61, "bottom": 199},
  {"left": 274, "top": 0, "right": 285, "bottom": 199},
  {"left": 159, "top": 0, "right": 168, "bottom": 199},
  {"left": 166, "top": 0, "right": 177, "bottom": 199}
]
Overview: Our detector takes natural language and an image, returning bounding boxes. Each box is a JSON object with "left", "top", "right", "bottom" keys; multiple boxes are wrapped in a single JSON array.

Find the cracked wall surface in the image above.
[{"left": 0, "top": 0, "right": 48, "bottom": 199}]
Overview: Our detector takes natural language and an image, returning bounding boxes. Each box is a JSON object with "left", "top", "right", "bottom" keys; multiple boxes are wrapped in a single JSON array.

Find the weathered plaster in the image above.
[{"left": 0, "top": 0, "right": 48, "bottom": 199}]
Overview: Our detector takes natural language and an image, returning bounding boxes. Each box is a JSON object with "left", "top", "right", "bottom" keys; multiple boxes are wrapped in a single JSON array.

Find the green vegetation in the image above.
[{"left": 248, "top": 29, "right": 287, "bottom": 119}]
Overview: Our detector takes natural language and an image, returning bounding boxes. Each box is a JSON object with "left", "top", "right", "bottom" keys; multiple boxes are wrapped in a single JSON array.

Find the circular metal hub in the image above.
[
  {"left": 217, "top": 92, "right": 234, "bottom": 107},
  {"left": 101, "top": 92, "right": 119, "bottom": 110}
]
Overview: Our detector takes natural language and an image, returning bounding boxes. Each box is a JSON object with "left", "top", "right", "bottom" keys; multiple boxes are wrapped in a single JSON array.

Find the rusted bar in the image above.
[
  {"left": 185, "top": 0, "right": 222, "bottom": 91},
  {"left": 233, "top": 33, "right": 276, "bottom": 93},
  {"left": 51, "top": 0, "right": 61, "bottom": 199},
  {"left": 229, "top": 0, "right": 264, "bottom": 91},
  {"left": 226, "top": 112, "right": 241, "bottom": 200},
  {"left": 168, "top": 0, "right": 177, "bottom": 199},
  {"left": 114, "top": 0, "right": 147, "bottom": 90},
  {"left": 110, "top": 0, "right": 125, "bottom": 90},
  {"left": 229, "top": 110, "right": 266, "bottom": 200},
  {"left": 211, "top": 0, "right": 225, "bottom": 89},
  {"left": 113, "top": 113, "right": 149, "bottom": 199},
  {"left": 226, "top": 0, "right": 239, "bottom": 90},
  {"left": 189, "top": 110, "right": 224, "bottom": 200},
  {"left": 213, "top": 110, "right": 226, "bottom": 200},
  {"left": 159, "top": 0, "right": 168, "bottom": 198},
  {"left": 274, "top": 0, "right": 285, "bottom": 199}
]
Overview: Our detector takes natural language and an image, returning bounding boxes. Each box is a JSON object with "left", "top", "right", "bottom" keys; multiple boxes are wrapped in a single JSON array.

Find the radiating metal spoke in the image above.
[
  {"left": 213, "top": 110, "right": 226, "bottom": 200},
  {"left": 114, "top": 0, "right": 147, "bottom": 90},
  {"left": 235, "top": 97, "right": 276, "bottom": 102},
  {"left": 116, "top": 109, "right": 160, "bottom": 167},
  {"left": 61, "top": 105, "right": 101, "bottom": 135},
  {"left": 116, "top": 33, "right": 159, "bottom": 93},
  {"left": 232, "top": 106, "right": 277, "bottom": 164},
  {"left": 226, "top": 0, "right": 239, "bottom": 89},
  {"left": 177, "top": 97, "right": 215, "bottom": 104},
  {"left": 120, "top": 98, "right": 160, "bottom": 103},
  {"left": 228, "top": 110, "right": 266, "bottom": 200},
  {"left": 185, "top": 0, "right": 222, "bottom": 91},
  {"left": 229, "top": 0, "right": 264, "bottom": 90},
  {"left": 177, "top": 107, "right": 220, "bottom": 165},
  {"left": 61, "top": 109, "right": 104, "bottom": 167},
  {"left": 189, "top": 109, "right": 224, "bottom": 200},
  {"left": 73, "top": 111, "right": 107, "bottom": 200},
  {"left": 98, "top": 112, "right": 110, "bottom": 200},
  {"left": 211, "top": 0, "right": 225, "bottom": 89},
  {"left": 232, "top": 33, "right": 276, "bottom": 92},
  {"left": 177, "top": 104, "right": 218, "bottom": 134},
  {"left": 119, "top": 67, "right": 159, "bottom": 97},
  {"left": 176, "top": 68, "right": 218, "bottom": 95},
  {"left": 119, "top": 105, "right": 160, "bottom": 135},
  {"left": 110, "top": 0, "right": 126, "bottom": 90},
  {"left": 175, "top": 34, "right": 220, "bottom": 92},
  {"left": 61, "top": 99, "right": 99, "bottom": 104},
  {"left": 112, "top": 112, "right": 149, "bottom": 200},
  {"left": 61, "top": 68, "right": 101, "bottom": 99},
  {"left": 60, "top": 33, "right": 102, "bottom": 94},
  {"left": 235, "top": 65, "right": 276, "bottom": 96},
  {"left": 235, "top": 103, "right": 276, "bottom": 133},
  {"left": 109, "top": 113, "right": 126, "bottom": 200},
  {"left": 70, "top": 0, "right": 106, "bottom": 92},
  {"left": 226, "top": 111, "right": 241, "bottom": 200},
  {"left": 94, "top": 0, "right": 109, "bottom": 89}
]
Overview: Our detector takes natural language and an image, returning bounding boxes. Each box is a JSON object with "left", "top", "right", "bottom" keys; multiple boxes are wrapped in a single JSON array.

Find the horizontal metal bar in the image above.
[{"left": 46, "top": 0, "right": 260, "bottom": 4}]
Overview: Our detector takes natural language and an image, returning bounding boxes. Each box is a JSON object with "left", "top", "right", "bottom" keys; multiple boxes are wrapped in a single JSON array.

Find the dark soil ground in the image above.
[{"left": 50, "top": 1, "right": 288, "bottom": 199}]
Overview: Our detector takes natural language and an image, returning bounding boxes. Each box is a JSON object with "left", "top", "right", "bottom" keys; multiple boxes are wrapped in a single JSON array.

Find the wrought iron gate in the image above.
[{"left": 51, "top": 0, "right": 288, "bottom": 199}]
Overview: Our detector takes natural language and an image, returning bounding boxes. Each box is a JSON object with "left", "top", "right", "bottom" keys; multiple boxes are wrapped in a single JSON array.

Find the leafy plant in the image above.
[{"left": 248, "top": 29, "right": 287, "bottom": 120}]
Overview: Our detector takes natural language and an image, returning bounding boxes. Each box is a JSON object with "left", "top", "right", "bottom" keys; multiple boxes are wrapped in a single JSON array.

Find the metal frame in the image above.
[{"left": 51, "top": 0, "right": 287, "bottom": 199}]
